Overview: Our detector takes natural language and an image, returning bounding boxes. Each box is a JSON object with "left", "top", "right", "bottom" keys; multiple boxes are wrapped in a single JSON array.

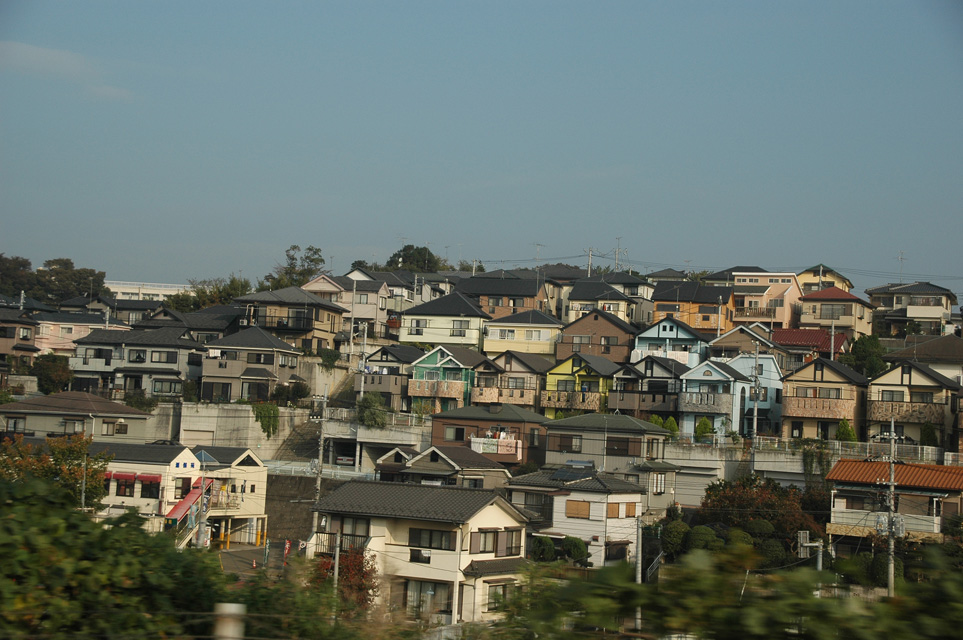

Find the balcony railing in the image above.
[
  {"left": 867, "top": 400, "right": 948, "bottom": 424},
  {"left": 830, "top": 508, "right": 940, "bottom": 535},
  {"left": 471, "top": 386, "right": 537, "bottom": 405},
  {"left": 408, "top": 379, "right": 465, "bottom": 399},
  {"left": 609, "top": 391, "right": 678, "bottom": 414},
  {"left": 679, "top": 392, "right": 733, "bottom": 414},
  {"left": 314, "top": 532, "right": 370, "bottom": 555},
  {"left": 540, "top": 390, "right": 602, "bottom": 411},
  {"left": 251, "top": 315, "right": 314, "bottom": 332},
  {"left": 753, "top": 436, "right": 943, "bottom": 463},
  {"left": 734, "top": 307, "right": 777, "bottom": 319},
  {"left": 469, "top": 436, "right": 522, "bottom": 460},
  {"left": 782, "top": 396, "right": 857, "bottom": 421}
]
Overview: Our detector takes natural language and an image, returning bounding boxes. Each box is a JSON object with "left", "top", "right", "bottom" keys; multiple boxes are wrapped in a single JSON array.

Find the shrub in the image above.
[
  {"left": 661, "top": 520, "right": 690, "bottom": 558},
  {"left": 356, "top": 393, "right": 389, "bottom": 428},
  {"left": 181, "top": 380, "right": 198, "bottom": 402},
  {"left": 757, "top": 538, "right": 788, "bottom": 568},
  {"left": 317, "top": 348, "right": 341, "bottom": 371},
  {"left": 744, "top": 519, "right": 775, "bottom": 540},
  {"left": 726, "top": 528, "right": 754, "bottom": 547},
  {"left": 124, "top": 389, "right": 158, "bottom": 412},
  {"left": 920, "top": 422, "right": 939, "bottom": 447},
  {"left": 530, "top": 536, "right": 556, "bottom": 562},
  {"left": 663, "top": 416, "right": 679, "bottom": 436},
  {"left": 835, "top": 419, "right": 857, "bottom": 442},
  {"left": 648, "top": 414, "right": 664, "bottom": 428},
  {"left": 562, "top": 536, "right": 589, "bottom": 566},
  {"left": 695, "top": 417, "right": 714, "bottom": 439},
  {"left": 684, "top": 525, "right": 722, "bottom": 552}
]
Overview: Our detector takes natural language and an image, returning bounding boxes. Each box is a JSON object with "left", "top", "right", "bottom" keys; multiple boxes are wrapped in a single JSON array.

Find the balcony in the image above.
[
  {"left": 734, "top": 306, "right": 777, "bottom": 319},
  {"left": 408, "top": 379, "right": 466, "bottom": 399},
  {"left": 355, "top": 373, "right": 408, "bottom": 394},
  {"left": 828, "top": 508, "right": 941, "bottom": 540},
  {"left": 469, "top": 436, "right": 522, "bottom": 460},
  {"left": 783, "top": 396, "right": 857, "bottom": 421},
  {"left": 314, "top": 532, "right": 370, "bottom": 555},
  {"left": 679, "top": 392, "right": 733, "bottom": 414},
  {"left": 250, "top": 314, "right": 314, "bottom": 333},
  {"left": 868, "top": 400, "right": 948, "bottom": 425},
  {"left": 471, "top": 386, "right": 537, "bottom": 406},
  {"left": 609, "top": 391, "right": 678, "bottom": 414},
  {"left": 540, "top": 390, "right": 602, "bottom": 411}
]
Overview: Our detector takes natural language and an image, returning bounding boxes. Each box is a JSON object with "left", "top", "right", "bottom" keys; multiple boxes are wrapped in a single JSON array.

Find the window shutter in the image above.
[
  {"left": 626, "top": 502, "right": 636, "bottom": 518},
  {"left": 628, "top": 438, "right": 642, "bottom": 457},
  {"left": 496, "top": 531, "right": 508, "bottom": 557},
  {"left": 607, "top": 502, "right": 620, "bottom": 518},
  {"left": 470, "top": 532, "right": 480, "bottom": 554}
]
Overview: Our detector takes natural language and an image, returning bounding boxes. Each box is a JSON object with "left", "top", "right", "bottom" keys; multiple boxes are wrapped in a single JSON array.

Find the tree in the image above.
[
  {"left": 356, "top": 393, "right": 390, "bottom": 428},
  {"left": 0, "top": 434, "right": 112, "bottom": 508},
  {"left": 687, "top": 269, "right": 712, "bottom": 284},
  {"left": 0, "top": 388, "right": 15, "bottom": 405},
  {"left": 0, "top": 254, "right": 37, "bottom": 298},
  {"left": 34, "top": 258, "right": 107, "bottom": 303},
  {"left": 920, "top": 421, "right": 939, "bottom": 447},
  {"left": 839, "top": 335, "right": 888, "bottom": 378},
  {"left": 529, "top": 536, "right": 557, "bottom": 561},
  {"left": 663, "top": 416, "right": 679, "bottom": 436},
  {"left": 165, "top": 274, "right": 253, "bottom": 312},
  {"left": 457, "top": 259, "right": 485, "bottom": 273},
  {"left": 30, "top": 355, "right": 73, "bottom": 394},
  {"left": 0, "top": 477, "right": 227, "bottom": 638},
  {"left": 647, "top": 414, "right": 665, "bottom": 428},
  {"left": 312, "top": 547, "right": 379, "bottom": 615},
  {"left": 258, "top": 245, "right": 326, "bottom": 290},
  {"left": 386, "top": 244, "right": 441, "bottom": 273},
  {"left": 695, "top": 416, "right": 715, "bottom": 439},
  {"left": 834, "top": 418, "right": 857, "bottom": 442},
  {"left": 661, "top": 519, "right": 690, "bottom": 559}
]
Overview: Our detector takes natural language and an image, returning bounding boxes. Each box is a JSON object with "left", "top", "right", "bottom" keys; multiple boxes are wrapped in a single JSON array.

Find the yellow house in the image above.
[
  {"left": 541, "top": 353, "right": 620, "bottom": 419},
  {"left": 797, "top": 264, "right": 854, "bottom": 294}
]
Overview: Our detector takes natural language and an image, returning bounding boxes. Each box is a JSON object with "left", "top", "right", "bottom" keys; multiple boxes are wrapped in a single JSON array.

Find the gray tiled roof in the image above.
[
  {"left": 704, "top": 359, "right": 751, "bottom": 382},
  {"left": 331, "top": 276, "right": 386, "bottom": 292},
  {"left": 432, "top": 403, "right": 548, "bottom": 423},
  {"left": 866, "top": 281, "right": 955, "bottom": 298},
  {"left": 425, "top": 445, "right": 509, "bottom": 470},
  {"left": 32, "top": 311, "right": 122, "bottom": 326},
  {"left": 785, "top": 358, "right": 868, "bottom": 386},
  {"left": 240, "top": 367, "right": 277, "bottom": 380},
  {"left": 234, "top": 286, "right": 347, "bottom": 312},
  {"left": 455, "top": 277, "right": 543, "bottom": 297},
  {"left": 404, "top": 292, "right": 491, "bottom": 318},
  {"left": 884, "top": 335, "right": 963, "bottom": 365},
  {"left": 509, "top": 469, "right": 645, "bottom": 493},
  {"left": 207, "top": 327, "right": 299, "bottom": 352},
  {"left": 87, "top": 441, "right": 190, "bottom": 463},
  {"left": 563, "top": 308, "right": 637, "bottom": 335},
  {"left": 0, "top": 391, "right": 150, "bottom": 417},
  {"left": 463, "top": 557, "right": 528, "bottom": 577},
  {"left": 652, "top": 281, "right": 733, "bottom": 305},
  {"left": 568, "top": 281, "right": 632, "bottom": 303},
  {"left": 76, "top": 327, "right": 204, "bottom": 350},
  {"left": 704, "top": 266, "right": 768, "bottom": 282},
  {"left": 312, "top": 480, "right": 520, "bottom": 523},
  {"left": 872, "top": 360, "right": 962, "bottom": 390},
  {"left": 571, "top": 353, "right": 621, "bottom": 377},
  {"left": 0, "top": 308, "right": 39, "bottom": 325},
  {"left": 370, "top": 344, "right": 426, "bottom": 364},
  {"left": 497, "top": 350, "right": 555, "bottom": 374},
  {"left": 584, "top": 271, "right": 649, "bottom": 286},
  {"left": 487, "top": 309, "right": 562, "bottom": 325},
  {"left": 548, "top": 412, "right": 670, "bottom": 435},
  {"left": 440, "top": 345, "right": 494, "bottom": 369},
  {"left": 191, "top": 445, "right": 261, "bottom": 466}
]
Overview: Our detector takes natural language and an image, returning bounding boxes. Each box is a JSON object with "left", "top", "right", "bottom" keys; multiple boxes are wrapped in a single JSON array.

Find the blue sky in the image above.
[{"left": 2, "top": 1, "right": 961, "bottom": 297}]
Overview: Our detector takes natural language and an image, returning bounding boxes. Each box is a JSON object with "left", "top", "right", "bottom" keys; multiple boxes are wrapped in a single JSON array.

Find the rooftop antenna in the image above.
[
  {"left": 615, "top": 237, "right": 622, "bottom": 271},
  {"left": 897, "top": 250, "right": 905, "bottom": 283},
  {"left": 533, "top": 243, "right": 544, "bottom": 268}
]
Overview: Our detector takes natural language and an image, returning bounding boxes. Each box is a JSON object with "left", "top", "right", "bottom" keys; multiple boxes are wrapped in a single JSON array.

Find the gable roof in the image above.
[
  {"left": 32, "top": 311, "right": 125, "bottom": 327},
  {"left": 415, "top": 345, "right": 492, "bottom": 369},
  {"left": 331, "top": 276, "right": 387, "bottom": 293},
  {"left": 872, "top": 360, "right": 962, "bottom": 390},
  {"left": 487, "top": 309, "right": 562, "bottom": 326},
  {"left": 0, "top": 391, "right": 150, "bottom": 417},
  {"left": 704, "top": 266, "right": 769, "bottom": 282},
  {"left": 509, "top": 468, "right": 645, "bottom": 493},
  {"left": 827, "top": 459, "right": 963, "bottom": 492},
  {"left": 784, "top": 357, "right": 868, "bottom": 385},
  {"left": 584, "top": 271, "right": 649, "bottom": 286},
  {"left": 404, "top": 291, "right": 491, "bottom": 318},
  {"left": 455, "top": 276, "right": 544, "bottom": 297},
  {"left": 652, "top": 281, "right": 733, "bottom": 305},
  {"left": 495, "top": 350, "right": 555, "bottom": 374},
  {"left": 771, "top": 328, "right": 847, "bottom": 354},
  {"left": 799, "top": 264, "right": 854, "bottom": 288},
  {"left": 710, "top": 324, "right": 776, "bottom": 348},
  {"left": 206, "top": 327, "right": 299, "bottom": 352},
  {"left": 87, "top": 441, "right": 191, "bottom": 464},
  {"left": 568, "top": 353, "right": 621, "bottom": 377},
  {"left": 234, "top": 286, "right": 347, "bottom": 311},
  {"left": 639, "top": 316, "right": 713, "bottom": 343},
  {"left": 411, "top": 445, "right": 509, "bottom": 471},
  {"left": 369, "top": 344, "right": 426, "bottom": 364},
  {"left": 192, "top": 445, "right": 262, "bottom": 467},
  {"left": 76, "top": 327, "right": 204, "bottom": 350},
  {"left": 0, "top": 308, "right": 39, "bottom": 325},
  {"left": 883, "top": 335, "right": 963, "bottom": 365},
  {"left": 432, "top": 403, "right": 548, "bottom": 423},
  {"left": 799, "top": 286, "right": 873, "bottom": 306},
  {"left": 568, "top": 280, "right": 632, "bottom": 303},
  {"left": 684, "top": 359, "right": 750, "bottom": 382},
  {"left": 547, "top": 412, "right": 670, "bottom": 435},
  {"left": 562, "top": 308, "right": 637, "bottom": 335},
  {"left": 634, "top": 354, "right": 691, "bottom": 376},
  {"left": 645, "top": 268, "right": 688, "bottom": 281},
  {"left": 312, "top": 480, "right": 526, "bottom": 523}
]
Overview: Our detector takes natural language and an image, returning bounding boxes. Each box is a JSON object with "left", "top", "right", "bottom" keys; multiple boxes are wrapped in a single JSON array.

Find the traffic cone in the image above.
[{"left": 252, "top": 559, "right": 257, "bottom": 569}]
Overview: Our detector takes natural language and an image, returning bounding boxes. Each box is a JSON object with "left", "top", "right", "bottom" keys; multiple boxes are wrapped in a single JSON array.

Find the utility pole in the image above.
[
  {"left": 751, "top": 341, "right": 760, "bottom": 441},
  {"left": 615, "top": 237, "right": 622, "bottom": 271},
  {"left": 348, "top": 280, "right": 357, "bottom": 357},
  {"left": 358, "top": 322, "right": 368, "bottom": 399},
  {"left": 635, "top": 516, "right": 643, "bottom": 631},
  {"left": 585, "top": 249, "right": 593, "bottom": 277},
  {"left": 310, "top": 394, "right": 328, "bottom": 556},
  {"left": 886, "top": 418, "right": 897, "bottom": 597},
  {"left": 716, "top": 295, "right": 723, "bottom": 339}
]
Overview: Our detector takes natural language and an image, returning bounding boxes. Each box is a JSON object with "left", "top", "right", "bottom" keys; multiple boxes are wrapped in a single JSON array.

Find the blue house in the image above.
[{"left": 631, "top": 317, "right": 711, "bottom": 368}]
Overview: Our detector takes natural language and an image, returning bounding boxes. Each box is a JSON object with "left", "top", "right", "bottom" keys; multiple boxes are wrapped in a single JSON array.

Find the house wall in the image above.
[
  {"left": 799, "top": 301, "right": 872, "bottom": 339},
  {"left": 36, "top": 320, "right": 127, "bottom": 356},
  {"left": 546, "top": 490, "right": 644, "bottom": 567},
  {"left": 98, "top": 450, "right": 200, "bottom": 532},
  {"left": 477, "top": 290, "right": 550, "bottom": 320},
  {"left": 482, "top": 326, "right": 559, "bottom": 356},
  {"left": 401, "top": 314, "right": 485, "bottom": 349},
  {"left": 780, "top": 365, "right": 866, "bottom": 439},
  {"left": 556, "top": 313, "right": 634, "bottom": 363}
]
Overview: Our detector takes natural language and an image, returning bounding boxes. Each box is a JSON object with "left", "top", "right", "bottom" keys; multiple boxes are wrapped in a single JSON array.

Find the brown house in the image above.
[
  {"left": 455, "top": 274, "right": 551, "bottom": 320},
  {"left": 781, "top": 358, "right": 869, "bottom": 440},
  {"left": 0, "top": 308, "right": 40, "bottom": 381},
  {"left": 430, "top": 403, "right": 549, "bottom": 469},
  {"left": 233, "top": 287, "right": 347, "bottom": 353},
  {"left": 556, "top": 309, "right": 637, "bottom": 364},
  {"left": 472, "top": 351, "right": 554, "bottom": 412}
]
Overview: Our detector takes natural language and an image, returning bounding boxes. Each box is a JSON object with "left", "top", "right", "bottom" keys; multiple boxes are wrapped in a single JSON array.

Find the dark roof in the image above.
[
  {"left": 568, "top": 280, "right": 632, "bottom": 303},
  {"left": 697, "top": 360, "right": 750, "bottom": 382},
  {"left": 463, "top": 557, "right": 528, "bottom": 577},
  {"left": 435, "top": 345, "right": 493, "bottom": 369},
  {"left": 312, "top": 480, "right": 523, "bottom": 523},
  {"left": 799, "top": 264, "right": 854, "bottom": 287},
  {"left": 12, "top": 344, "right": 41, "bottom": 352},
  {"left": 136, "top": 308, "right": 239, "bottom": 332},
  {"left": 0, "top": 308, "right": 39, "bottom": 325},
  {"left": 404, "top": 291, "right": 490, "bottom": 318},
  {"left": 113, "top": 366, "right": 181, "bottom": 376},
  {"left": 883, "top": 335, "right": 963, "bottom": 365},
  {"left": 234, "top": 287, "right": 347, "bottom": 311},
  {"left": 419, "top": 446, "right": 509, "bottom": 470},
  {"left": 644, "top": 316, "right": 713, "bottom": 343},
  {"left": 569, "top": 353, "right": 621, "bottom": 377},
  {"left": 633, "top": 355, "right": 691, "bottom": 376},
  {"left": 207, "top": 327, "right": 299, "bottom": 351},
  {"left": 0, "top": 294, "right": 54, "bottom": 311},
  {"left": 240, "top": 367, "right": 277, "bottom": 380},
  {"left": 329, "top": 276, "right": 386, "bottom": 293},
  {"left": 733, "top": 285, "right": 771, "bottom": 295},
  {"left": 704, "top": 266, "right": 768, "bottom": 282},
  {"left": 455, "top": 277, "right": 544, "bottom": 297},
  {"left": 76, "top": 327, "right": 205, "bottom": 350},
  {"left": 645, "top": 268, "right": 688, "bottom": 280},
  {"left": 32, "top": 311, "right": 121, "bottom": 326},
  {"left": 87, "top": 441, "right": 190, "bottom": 463},
  {"left": 487, "top": 309, "right": 562, "bottom": 325},
  {"left": 865, "top": 281, "right": 957, "bottom": 302},
  {"left": 191, "top": 445, "right": 260, "bottom": 466},
  {"left": 785, "top": 357, "right": 868, "bottom": 385},
  {"left": 509, "top": 468, "right": 646, "bottom": 493},
  {"left": 872, "top": 360, "right": 961, "bottom": 390},
  {"left": 432, "top": 403, "right": 548, "bottom": 423},
  {"left": 563, "top": 308, "right": 637, "bottom": 335},
  {"left": 547, "top": 413, "right": 670, "bottom": 435},
  {"left": 584, "top": 271, "right": 648, "bottom": 286},
  {"left": 370, "top": 344, "right": 426, "bottom": 364},
  {"left": 652, "top": 281, "right": 733, "bottom": 305},
  {"left": 0, "top": 391, "right": 149, "bottom": 417},
  {"left": 496, "top": 350, "right": 555, "bottom": 374}
]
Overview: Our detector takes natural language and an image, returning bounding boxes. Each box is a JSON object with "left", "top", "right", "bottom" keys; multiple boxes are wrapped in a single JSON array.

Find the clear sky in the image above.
[{"left": 2, "top": 1, "right": 961, "bottom": 297}]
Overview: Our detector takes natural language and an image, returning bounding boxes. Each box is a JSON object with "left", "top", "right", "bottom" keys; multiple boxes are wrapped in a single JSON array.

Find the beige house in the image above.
[
  {"left": 0, "top": 308, "right": 40, "bottom": 378},
  {"left": 780, "top": 358, "right": 869, "bottom": 440},
  {"left": 303, "top": 274, "right": 392, "bottom": 339},
  {"left": 0, "top": 391, "right": 150, "bottom": 441},
  {"left": 798, "top": 286, "right": 874, "bottom": 340},
  {"left": 482, "top": 309, "right": 562, "bottom": 357},
  {"left": 797, "top": 264, "right": 854, "bottom": 294},
  {"left": 312, "top": 481, "right": 529, "bottom": 624},
  {"left": 200, "top": 327, "right": 303, "bottom": 402},
  {"left": 865, "top": 281, "right": 958, "bottom": 337},
  {"left": 473, "top": 350, "right": 554, "bottom": 412},
  {"left": 400, "top": 292, "right": 490, "bottom": 349},
  {"left": 730, "top": 272, "right": 803, "bottom": 329},
  {"left": 375, "top": 445, "right": 511, "bottom": 490},
  {"left": 866, "top": 361, "right": 961, "bottom": 446},
  {"left": 33, "top": 312, "right": 130, "bottom": 356},
  {"left": 233, "top": 286, "right": 347, "bottom": 352}
]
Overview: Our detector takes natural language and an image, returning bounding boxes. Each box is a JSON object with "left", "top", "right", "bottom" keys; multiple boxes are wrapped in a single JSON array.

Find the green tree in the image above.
[
  {"left": 695, "top": 416, "right": 715, "bottom": 438},
  {"left": 165, "top": 274, "right": 253, "bottom": 312},
  {"left": 0, "top": 254, "right": 37, "bottom": 298},
  {"left": 29, "top": 355, "right": 73, "bottom": 394},
  {"left": 33, "top": 258, "right": 107, "bottom": 303},
  {"left": 663, "top": 416, "right": 679, "bottom": 436},
  {"left": 920, "top": 421, "right": 939, "bottom": 447},
  {"left": 684, "top": 525, "right": 724, "bottom": 552},
  {"left": 839, "top": 335, "right": 888, "bottom": 377},
  {"left": 356, "top": 393, "right": 390, "bottom": 428},
  {"left": 0, "top": 478, "right": 227, "bottom": 638},
  {"left": 386, "top": 244, "right": 441, "bottom": 273},
  {"left": 562, "top": 535, "right": 589, "bottom": 566},
  {"left": 529, "top": 536, "right": 557, "bottom": 561},
  {"left": 258, "top": 244, "right": 326, "bottom": 290},
  {"left": 834, "top": 418, "right": 857, "bottom": 442},
  {"left": 647, "top": 414, "right": 665, "bottom": 428},
  {"left": 661, "top": 519, "right": 690, "bottom": 559},
  {"left": 0, "top": 434, "right": 112, "bottom": 508},
  {"left": 0, "top": 388, "right": 15, "bottom": 405},
  {"left": 457, "top": 259, "right": 485, "bottom": 273}
]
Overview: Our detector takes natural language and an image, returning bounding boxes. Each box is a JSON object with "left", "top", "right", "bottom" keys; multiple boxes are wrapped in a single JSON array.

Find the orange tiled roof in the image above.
[{"left": 826, "top": 459, "right": 963, "bottom": 492}]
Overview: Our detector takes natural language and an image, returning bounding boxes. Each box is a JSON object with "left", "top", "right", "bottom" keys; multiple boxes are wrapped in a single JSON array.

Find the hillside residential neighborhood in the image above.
[{"left": 2, "top": 260, "right": 962, "bottom": 628}]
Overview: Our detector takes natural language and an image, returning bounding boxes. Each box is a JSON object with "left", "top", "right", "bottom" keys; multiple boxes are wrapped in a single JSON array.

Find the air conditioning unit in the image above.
[{"left": 239, "top": 319, "right": 248, "bottom": 326}]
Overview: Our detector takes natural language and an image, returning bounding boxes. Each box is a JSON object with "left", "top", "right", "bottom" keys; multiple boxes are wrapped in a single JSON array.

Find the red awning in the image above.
[
  {"left": 137, "top": 474, "right": 162, "bottom": 483},
  {"left": 103, "top": 471, "right": 112, "bottom": 479},
  {"left": 112, "top": 472, "right": 136, "bottom": 481}
]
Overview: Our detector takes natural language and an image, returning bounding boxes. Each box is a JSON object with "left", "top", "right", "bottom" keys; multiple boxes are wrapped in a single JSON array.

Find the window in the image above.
[
  {"left": 817, "top": 387, "right": 840, "bottom": 399},
  {"left": 451, "top": 319, "right": 469, "bottom": 337},
  {"left": 102, "top": 422, "right": 116, "bottom": 436},
  {"left": 410, "top": 319, "right": 427, "bottom": 335},
  {"left": 749, "top": 387, "right": 769, "bottom": 401},
  {"left": 409, "top": 528, "right": 455, "bottom": 550},
  {"left": 445, "top": 426, "right": 465, "bottom": 441},
  {"left": 509, "top": 297, "right": 525, "bottom": 308},
  {"left": 819, "top": 304, "right": 847, "bottom": 320},
  {"left": 151, "top": 351, "right": 177, "bottom": 364},
  {"left": 605, "top": 437, "right": 641, "bottom": 457},
  {"left": 556, "top": 380, "right": 576, "bottom": 392},
  {"left": 881, "top": 390, "right": 904, "bottom": 402},
  {"left": 911, "top": 392, "right": 934, "bottom": 403},
  {"left": 571, "top": 335, "right": 590, "bottom": 353},
  {"left": 625, "top": 502, "right": 637, "bottom": 518},
  {"left": 410, "top": 548, "right": 431, "bottom": 563},
  {"left": 221, "top": 350, "right": 238, "bottom": 360},
  {"left": 656, "top": 303, "right": 680, "bottom": 312},
  {"left": 796, "top": 387, "right": 816, "bottom": 398},
  {"left": 487, "top": 582, "right": 515, "bottom": 611},
  {"left": 548, "top": 434, "right": 581, "bottom": 453},
  {"left": 115, "top": 422, "right": 128, "bottom": 435},
  {"left": 652, "top": 473, "right": 666, "bottom": 495},
  {"left": 525, "top": 329, "right": 543, "bottom": 341},
  {"left": 59, "top": 326, "right": 73, "bottom": 336},
  {"left": 128, "top": 349, "right": 147, "bottom": 363},
  {"left": 528, "top": 428, "right": 540, "bottom": 447},
  {"left": 405, "top": 580, "right": 452, "bottom": 616},
  {"left": 173, "top": 477, "right": 192, "bottom": 500},
  {"left": 18, "top": 327, "right": 32, "bottom": 340},
  {"left": 356, "top": 293, "right": 368, "bottom": 304},
  {"left": 507, "top": 377, "right": 526, "bottom": 389},
  {"left": 474, "top": 530, "right": 496, "bottom": 553},
  {"left": 607, "top": 502, "right": 620, "bottom": 518},
  {"left": 340, "top": 517, "right": 370, "bottom": 538},
  {"left": 488, "top": 297, "right": 503, "bottom": 307},
  {"left": 247, "top": 352, "right": 274, "bottom": 365},
  {"left": 492, "top": 329, "right": 515, "bottom": 340},
  {"left": 140, "top": 480, "right": 160, "bottom": 499},
  {"left": 791, "top": 421, "right": 803, "bottom": 438},
  {"left": 153, "top": 380, "right": 182, "bottom": 395},
  {"left": 116, "top": 478, "right": 134, "bottom": 497},
  {"left": 566, "top": 500, "right": 591, "bottom": 519},
  {"left": 498, "top": 529, "right": 522, "bottom": 556}
]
